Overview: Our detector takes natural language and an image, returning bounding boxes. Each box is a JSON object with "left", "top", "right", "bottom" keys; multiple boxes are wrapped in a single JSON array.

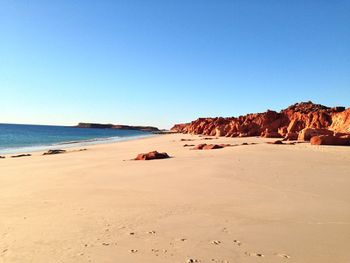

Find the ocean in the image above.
[{"left": 0, "top": 123, "right": 152, "bottom": 154}]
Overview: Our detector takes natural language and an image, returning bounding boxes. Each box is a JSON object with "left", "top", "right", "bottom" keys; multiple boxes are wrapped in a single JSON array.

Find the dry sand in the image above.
[{"left": 0, "top": 134, "right": 350, "bottom": 263}]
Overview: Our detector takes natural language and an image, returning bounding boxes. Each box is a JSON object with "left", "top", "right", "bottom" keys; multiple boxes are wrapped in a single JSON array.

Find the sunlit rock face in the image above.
[{"left": 171, "top": 102, "right": 350, "bottom": 144}]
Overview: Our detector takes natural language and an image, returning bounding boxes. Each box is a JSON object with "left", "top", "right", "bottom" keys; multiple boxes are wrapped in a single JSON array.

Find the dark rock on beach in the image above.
[
  {"left": 11, "top": 154, "right": 31, "bottom": 158},
  {"left": 270, "top": 140, "right": 284, "bottom": 145},
  {"left": 43, "top": 149, "right": 67, "bottom": 155}
]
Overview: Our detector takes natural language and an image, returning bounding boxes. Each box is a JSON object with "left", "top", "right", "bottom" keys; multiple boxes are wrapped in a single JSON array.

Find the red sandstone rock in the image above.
[
  {"left": 297, "top": 128, "right": 334, "bottom": 141},
  {"left": 330, "top": 108, "right": 350, "bottom": 133},
  {"left": 191, "top": 144, "right": 207, "bottom": 150},
  {"left": 171, "top": 102, "right": 349, "bottom": 141},
  {"left": 310, "top": 135, "right": 350, "bottom": 146},
  {"left": 202, "top": 144, "right": 224, "bottom": 150},
  {"left": 262, "top": 130, "right": 283, "bottom": 138},
  {"left": 191, "top": 144, "right": 231, "bottom": 150},
  {"left": 267, "top": 140, "right": 284, "bottom": 145},
  {"left": 334, "top": 132, "right": 350, "bottom": 138},
  {"left": 278, "top": 126, "right": 288, "bottom": 137},
  {"left": 284, "top": 132, "right": 298, "bottom": 141},
  {"left": 135, "top": 151, "right": 170, "bottom": 160}
]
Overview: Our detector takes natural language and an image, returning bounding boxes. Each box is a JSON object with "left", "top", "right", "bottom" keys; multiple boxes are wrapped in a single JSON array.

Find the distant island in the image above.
[{"left": 76, "top": 122, "right": 160, "bottom": 132}]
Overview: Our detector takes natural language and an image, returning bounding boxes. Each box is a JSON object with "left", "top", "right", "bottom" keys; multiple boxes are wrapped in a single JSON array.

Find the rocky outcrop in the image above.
[
  {"left": 310, "top": 135, "right": 350, "bottom": 146},
  {"left": 297, "top": 128, "right": 334, "bottom": 141},
  {"left": 77, "top": 123, "right": 160, "bottom": 132},
  {"left": 330, "top": 108, "right": 350, "bottom": 134},
  {"left": 134, "top": 151, "right": 170, "bottom": 160},
  {"left": 171, "top": 102, "right": 350, "bottom": 143}
]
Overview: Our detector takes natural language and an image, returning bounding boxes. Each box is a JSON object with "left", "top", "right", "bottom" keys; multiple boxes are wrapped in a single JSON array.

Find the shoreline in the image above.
[{"left": 0, "top": 133, "right": 156, "bottom": 156}]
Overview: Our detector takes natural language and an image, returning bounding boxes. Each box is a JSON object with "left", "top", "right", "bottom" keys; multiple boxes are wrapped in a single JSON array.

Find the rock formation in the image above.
[
  {"left": 11, "top": 154, "right": 31, "bottom": 158},
  {"left": 134, "top": 151, "right": 170, "bottom": 160},
  {"left": 310, "top": 135, "right": 350, "bottom": 146},
  {"left": 191, "top": 143, "right": 232, "bottom": 150},
  {"left": 43, "top": 149, "right": 66, "bottom": 155},
  {"left": 171, "top": 102, "right": 350, "bottom": 145}
]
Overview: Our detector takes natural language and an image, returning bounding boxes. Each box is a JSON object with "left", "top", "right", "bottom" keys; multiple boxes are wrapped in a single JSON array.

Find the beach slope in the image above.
[{"left": 1, "top": 134, "right": 349, "bottom": 262}]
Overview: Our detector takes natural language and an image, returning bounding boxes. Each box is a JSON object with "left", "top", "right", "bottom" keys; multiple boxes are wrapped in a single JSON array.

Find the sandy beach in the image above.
[{"left": 1, "top": 133, "right": 350, "bottom": 263}]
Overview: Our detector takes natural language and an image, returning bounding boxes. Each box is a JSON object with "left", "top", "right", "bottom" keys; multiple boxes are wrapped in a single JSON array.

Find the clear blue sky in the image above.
[{"left": 1, "top": 1, "right": 349, "bottom": 128}]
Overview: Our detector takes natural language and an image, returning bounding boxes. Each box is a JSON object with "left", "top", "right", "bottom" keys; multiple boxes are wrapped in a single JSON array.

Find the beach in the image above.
[{"left": 1, "top": 133, "right": 349, "bottom": 263}]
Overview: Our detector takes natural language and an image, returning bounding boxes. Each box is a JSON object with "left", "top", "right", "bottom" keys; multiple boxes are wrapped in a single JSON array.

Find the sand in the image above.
[{"left": 0, "top": 134, "right": 350, "bottom": 263}]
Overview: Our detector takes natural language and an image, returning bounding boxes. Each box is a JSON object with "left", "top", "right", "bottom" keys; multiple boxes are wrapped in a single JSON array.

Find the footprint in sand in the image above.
[
  {"left": 245, "top": 252, "right": 264, "bottom": 257},
  {"left": 211, "top": 259, "right": 229, "bottom": 263},
  {"left": 233, "top": 240, "right": 242, "bottom": 246},
  {"left": 211, "top": 240, "right": 221, "bottom": 245},
  {"left": 275, "top": 253, "right": 291, "bottom": 259}
]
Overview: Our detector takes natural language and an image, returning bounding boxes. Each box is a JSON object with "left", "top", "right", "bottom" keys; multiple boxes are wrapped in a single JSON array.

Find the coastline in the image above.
[
  {"left": 1, "top": 133, "right": 350, "bottom": 262},
  {"left": 0, "top": 133, "right": 155, "bottom": 156}
]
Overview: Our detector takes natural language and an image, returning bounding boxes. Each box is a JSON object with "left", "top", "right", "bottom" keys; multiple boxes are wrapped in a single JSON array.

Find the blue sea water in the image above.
[{"left": 0, "top": 123, "right": 152, "bottom": 154}]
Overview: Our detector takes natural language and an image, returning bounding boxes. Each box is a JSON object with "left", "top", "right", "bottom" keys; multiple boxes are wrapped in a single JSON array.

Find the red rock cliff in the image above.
[{"left": 171, "top": 102, "right": 350, "bottom": 141}]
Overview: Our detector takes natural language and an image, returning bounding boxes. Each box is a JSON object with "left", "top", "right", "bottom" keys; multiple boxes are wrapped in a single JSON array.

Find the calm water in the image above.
[{"left": 0, "top": 123, "right": 152, "bottom": 154}]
